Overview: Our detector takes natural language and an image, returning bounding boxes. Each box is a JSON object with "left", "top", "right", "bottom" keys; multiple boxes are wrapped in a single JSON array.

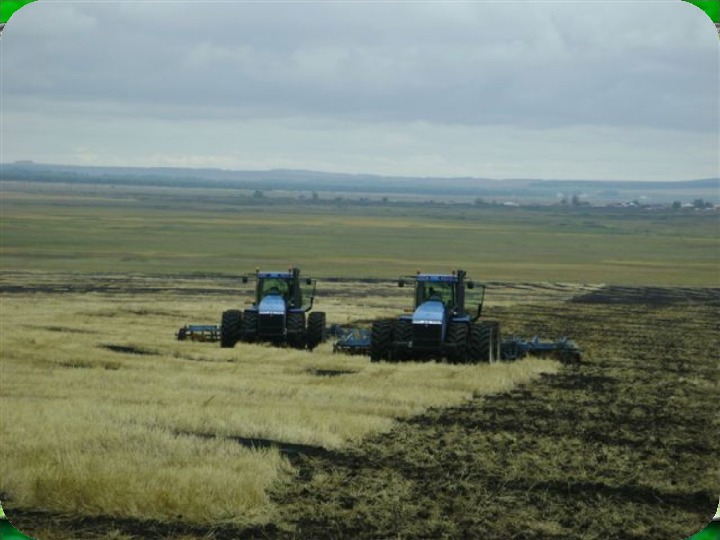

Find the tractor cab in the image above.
[
  {"left": 254, "top": 269, "right": 315, "bottom": 311},
  {"left": 414, "top": 275, "right": 458, "bottom": 312},
  {"left": 258, "top": 275, "right": 290, "bottom": 299},
  {"left": 400, "top": 270, "right": 484, "bottom": 322},
  {"left": 254, "top": 274, "right": 290, "bottom": 325},
  {"left": 256, "top": 272, "right": 294, "bottom": 315}
]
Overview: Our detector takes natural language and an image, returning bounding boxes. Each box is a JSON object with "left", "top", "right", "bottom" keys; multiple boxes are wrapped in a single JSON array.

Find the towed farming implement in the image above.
[
  {"left": 176, "top": 325, "right": 220, "bottom": 342},
  {"left": 332, "top": 327, "right": 372, "bottom": 355},
  {"left": 501, "top": 336, "right": 581, "bottom": 363}
]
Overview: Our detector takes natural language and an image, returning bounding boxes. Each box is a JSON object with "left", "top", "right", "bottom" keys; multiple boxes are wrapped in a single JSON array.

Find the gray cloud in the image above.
[{"left": 1, "top": 1, "right": 717, "bottom": 179}]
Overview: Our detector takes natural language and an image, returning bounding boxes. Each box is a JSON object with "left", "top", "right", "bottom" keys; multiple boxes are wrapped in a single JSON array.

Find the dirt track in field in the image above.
[{"left": 8, "top": 284, "right": 720, "bottom": 540}]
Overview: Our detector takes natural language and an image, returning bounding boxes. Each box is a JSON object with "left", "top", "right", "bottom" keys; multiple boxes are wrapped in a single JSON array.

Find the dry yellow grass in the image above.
[{"left": 0, "top": 276, "right": 559, "bottom": 525}]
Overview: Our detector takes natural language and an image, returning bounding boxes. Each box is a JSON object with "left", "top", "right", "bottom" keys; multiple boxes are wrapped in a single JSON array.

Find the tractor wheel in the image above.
[
  {"left": 306, "top": 312, "right": 326, "bottom": 350},
  {"left": 469, "top": 321, "right": 494, "bottom": 363},
  {"left": 177, "top": 326, "right": 188, "bottom": 341},
  {"left": 392, "top": 319, "right": 412, "bottom": 361},
  {"left": 220, "top": 310, "right": 242, "bottom": 348},
  {"left": 446, "top": 322, "right": 469, "bottom": 363},
  {"left": 370, "top": 319, "right": 393, "bottom": 362},
  {"left": 240, "top": 310, "right": 258, "bottom": 343},
  {"left": 287, "top": 311, "right": 306, "bottom": 349}
]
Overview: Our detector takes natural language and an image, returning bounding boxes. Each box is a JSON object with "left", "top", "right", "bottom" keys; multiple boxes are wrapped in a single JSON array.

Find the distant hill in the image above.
[
  {"left": 0, "top": 162, "right": 507, "bottom": 195},
  {"left": 1, "top": 162, "right": 718, "bottom": 203}
]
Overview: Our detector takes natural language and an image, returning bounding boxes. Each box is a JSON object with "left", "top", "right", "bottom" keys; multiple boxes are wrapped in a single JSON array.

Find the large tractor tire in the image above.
[
  {"left": 220, "top": 309, "right": 242, "bottom": 348},
  {"left": 286, "top": 311, "right": 306, "bottom": 349},
  {"left": 469, "top": 321, "right": 502, "bottom": 363},
  {"left": 306, "top": 311, "right": 326, "bottom": 350},
  {"left": 392, "top": 319, "right": 412, "bottom": 361},
  {"left": 446, "top": 322, "right": 469, "bottom": 364},
  {"left": 370, "top": 319, "right": 393, "bottom": 362},
  {"left": 240, "top": 310, "right": 258, "bottom": 343}
]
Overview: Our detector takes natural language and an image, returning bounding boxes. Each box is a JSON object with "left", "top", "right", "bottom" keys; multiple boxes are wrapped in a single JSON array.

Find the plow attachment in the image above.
[
  {"left": 176, "top": 325, "right": 220, "bottom": 342},
  {"left": 501, "top": 336, "right": 581, "bottom": 363},
  {"left": 332, "top": 327, "right": 372, "bottom": 355}
]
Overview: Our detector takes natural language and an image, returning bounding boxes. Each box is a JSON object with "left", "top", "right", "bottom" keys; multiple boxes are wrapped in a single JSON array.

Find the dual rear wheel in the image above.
[
  {"left": 371, "top": 319, "right": 501, "bottom": 363},
  {"left": 468, "top": 321, "right": 501, "bottom": 363},
  {"left": 286, "top": 312, "right": 306, "bottom": 349},
  {"left": 220, "top": 309, "right": 242, "bottom": 348},
  {"left": 446, "top": 322, "right": 469, "bottom": 363},
  {"left": 370, "top": 319, "right": 393, "bottom": 362},
  {"left": 223, "top": 309, "right": 326, "bottom": 350},
  {"left": 306, "top": 312, "right": 326, "bottom": 350}
]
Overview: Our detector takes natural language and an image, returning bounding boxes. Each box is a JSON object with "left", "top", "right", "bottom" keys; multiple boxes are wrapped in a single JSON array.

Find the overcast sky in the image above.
[{"left": 1, "top": 0, "right": 718, "bottom": 180}]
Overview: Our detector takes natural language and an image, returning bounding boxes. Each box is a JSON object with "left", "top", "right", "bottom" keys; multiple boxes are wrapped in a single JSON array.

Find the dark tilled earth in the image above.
[{"left": 9, "top": 286, "right": 720, "bottom": 540}]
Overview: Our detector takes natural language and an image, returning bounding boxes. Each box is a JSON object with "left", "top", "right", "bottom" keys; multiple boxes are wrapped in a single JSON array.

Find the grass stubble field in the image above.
[{"left": 0, "top": 182, "right": 719, "bottom": 539}]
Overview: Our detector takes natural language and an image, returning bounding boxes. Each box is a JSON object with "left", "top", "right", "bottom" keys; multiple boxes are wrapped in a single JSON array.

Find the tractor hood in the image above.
[
  {"left": 412, "top": 300, "right": 445, "bottom": 325},
  {"left": 258, "top": 295, "right": 286, "bottom": 315}
]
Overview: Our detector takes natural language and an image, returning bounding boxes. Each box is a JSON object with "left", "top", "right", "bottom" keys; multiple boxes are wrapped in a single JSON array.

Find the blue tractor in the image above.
[
  {"left": 220, "top": 268, "right": 326, "bottom": 350},
  {"left": 370, "top": 270, "right": 501, "bottom": 363}
]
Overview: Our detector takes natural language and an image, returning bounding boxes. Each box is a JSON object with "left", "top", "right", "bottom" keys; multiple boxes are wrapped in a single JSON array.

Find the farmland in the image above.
[
  {"left": 1, "top": 180, "right": 718, "bottom": 285},
  {"left": 1, "top": 180, "right": 719, "bottom": 539}
]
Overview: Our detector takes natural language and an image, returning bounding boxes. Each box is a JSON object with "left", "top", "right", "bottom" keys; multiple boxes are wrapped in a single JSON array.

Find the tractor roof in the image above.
[
  {"left": 257, "top": 271, "right": 293, "bottom": 279},
  {"left": 416, "top": 274, "right": 460, "bottom": 282}
]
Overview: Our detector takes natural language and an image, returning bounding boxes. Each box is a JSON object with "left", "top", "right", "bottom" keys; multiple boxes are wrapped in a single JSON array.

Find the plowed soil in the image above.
[{"left": 8, "top": 285, "right": 720, "bottom": 540}]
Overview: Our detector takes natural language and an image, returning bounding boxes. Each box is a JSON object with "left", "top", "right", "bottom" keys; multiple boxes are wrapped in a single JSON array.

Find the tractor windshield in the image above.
[
  {"left": 258, "top": 278, "right": 289, "bottom": 301},
  {"left": 416, "top": 281, "right": 455, "bottom": 308}
]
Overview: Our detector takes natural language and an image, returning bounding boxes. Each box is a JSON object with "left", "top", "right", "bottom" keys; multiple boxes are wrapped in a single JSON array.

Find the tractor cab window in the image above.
[
  {"left": 416, "top": 281, "right": 455, "bottom": 308},
  {"left": 259, "top": 278, "right": 289, "bottom": 301},
  {"left": 298, "top": 279, "right": 315, "bottom": 310}
]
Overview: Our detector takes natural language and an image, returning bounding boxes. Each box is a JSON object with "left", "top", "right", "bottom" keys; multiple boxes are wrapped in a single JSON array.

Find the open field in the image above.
[
  {"left": 1, "top": 181, "right": 719, "bottom": 539},
  {"left": 0, "top": 273, "right": 718, "bottom": 539},
  {"left": 1, "top": 181, "right": 718, "bottom": 285}
]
